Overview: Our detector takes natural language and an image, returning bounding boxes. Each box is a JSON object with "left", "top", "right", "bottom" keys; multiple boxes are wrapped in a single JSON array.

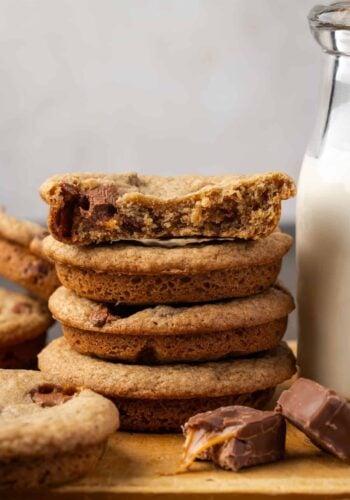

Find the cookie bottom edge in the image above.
[
  {"left": 62, "top": 318, "right": 287, "bottom": 364},
  {"left": 0, "top": 333, "right": 47, "bottom": 369},
  {"left": 0, "top": 442, "right": 105, "bottom": 490},
  {"left": 55, "top": 260, "right": 281, "bottom": 304},
  {"left": 115, "top": 387, "right": 275, "bottom": 433}
]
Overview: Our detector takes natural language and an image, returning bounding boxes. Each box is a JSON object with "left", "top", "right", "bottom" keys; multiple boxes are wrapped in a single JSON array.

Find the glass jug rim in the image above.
[{"left": 309, "top": 2, "right": 350, "bottom": 31}]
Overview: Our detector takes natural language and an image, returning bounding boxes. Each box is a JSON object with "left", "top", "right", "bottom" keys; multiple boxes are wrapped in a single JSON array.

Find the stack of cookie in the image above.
[
  {"left": 38, "top": 172, "right": 297, "bottom": 432},
  {"left": 0, "top": 210, "right": 59, "bottom": 368}
]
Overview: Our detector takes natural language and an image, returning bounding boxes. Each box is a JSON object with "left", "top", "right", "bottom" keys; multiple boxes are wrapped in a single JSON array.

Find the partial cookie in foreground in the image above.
[
  {"left": 39, "top": 172, "right": 296, "bottom": 244},
  {"left": 43, "top": 231, "right": 292, "bottom": 304},
  {"left": 49, "top": 285, "right": 294, "bottom": 363},
  {"left": 0, "top": 369, "right": 119, "bottom": 489},
  {"left": 38, "top": 338, "right": 296, "bottom": 432},
  {"left": 0, "top": 210, "right": 60, "bottom": 300},
  {"left": 0, "top": 287, "right": 53, "bottom": 369}
]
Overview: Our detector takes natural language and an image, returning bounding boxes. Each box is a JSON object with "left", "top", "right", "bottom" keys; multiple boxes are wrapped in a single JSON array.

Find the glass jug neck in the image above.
[
  {"left": 326, "top": 51, "right": 350, "bottom": 82},
  {"left": 308, "top": 51, "right": 350, "bottom": 158},
  {"left": 310, "top": 3, "right": 350, "bottom": 56},
  {"left": 307, "top": 3, "right": 350, "bottom": 158}
]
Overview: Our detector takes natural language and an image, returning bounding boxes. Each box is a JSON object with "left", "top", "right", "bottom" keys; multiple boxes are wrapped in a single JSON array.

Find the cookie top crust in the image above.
[
  {"left": 0, "top": 287, "right": 53, "bottom": 346},
  {"left": 40, "top": 171, "right": 295, "bottom": 201},
  {"left": 49, "top": 285, "right": 294, "bottom": 336},
  {"left": 38, "top": 338, "right": 296, "bottom": 399},
  {"left": 43, "top": 231, "right": 292, "bottom": 274},
  {"left": 0, "top": 209, "right": 48, "bottom": 250},
  {"left": 0, "top": 369, "right": 119, "bottom": 460},
  {"left": 39, "top": 171, "right": 296, "bottom": 244}
]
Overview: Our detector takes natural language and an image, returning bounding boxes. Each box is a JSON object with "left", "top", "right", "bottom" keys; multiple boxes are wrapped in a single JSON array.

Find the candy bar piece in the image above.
[
  {"left": 182, "top": 405, "right": 286, "bottom": 471},
  {"left": 276, "top": 377, "right": 350, "bottom": 461},
  {"left": 39, "top": 171, "right": 296, "bottom": 245}
]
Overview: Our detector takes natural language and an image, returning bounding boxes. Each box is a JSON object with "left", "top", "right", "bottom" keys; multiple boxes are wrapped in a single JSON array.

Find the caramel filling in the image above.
[{"left": 181, "top": 426, "right": 238, "bottom": 471}]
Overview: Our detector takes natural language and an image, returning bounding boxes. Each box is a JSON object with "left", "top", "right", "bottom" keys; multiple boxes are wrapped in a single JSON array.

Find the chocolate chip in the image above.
[
  {"left": 87, "top": 185, "right": 119, "bottom": 207},
  {"left": 128, "top": 172, "right": 143, "bottom": 187},
  {"left": 84, "top": 185, "right": 119, "bottom": 222},
  {"left": 30, "top": 384, "right": 76, "bottom": 407},
  {"left": 79, "top": 195, "right": 90, "bottom": 211},
  {"left": 23, "top": 259, "right": 50, "bottom": 278},
  {"left": 136, "top": 346, "right": 157, "bottom": 364},
  {"left": 55, "top": 184, "right": 121, "bottom": 238},
  {"left": 55, "top": 183, "right": 82, "bottom": 238},
  {"left": 60, "top": 183, "right": 79, "bottom": 198},
  {"left": 11, "top": 302, "right": 33, "bottom": 314},
  {"left": 121, "top": 216, "right": 140, "bottom": 234},
  {"left": 89, "top": 307, "right": 111, "bottom": 327},
  {"left": 89, "top": 303, "right": 145, "bottom": 327},
  {"left": 92, "top": 204, "right": 117, "bottom": 221}
]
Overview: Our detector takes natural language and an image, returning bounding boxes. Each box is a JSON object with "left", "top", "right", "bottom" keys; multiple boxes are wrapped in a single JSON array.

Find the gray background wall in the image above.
[
  {"left": 0, "top": 0, "right": 319, "bottom": 341},
  {"left": 0, "top": 0, "right": 322, "bottom": 224}
]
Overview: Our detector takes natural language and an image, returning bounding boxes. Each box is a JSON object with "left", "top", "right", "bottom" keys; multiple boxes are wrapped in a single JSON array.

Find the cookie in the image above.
[
  {"left": 43, "top": 231, "right": 292, "bottom": 304},
  {"left": 0, "top": 210, "right": 60, "bottom": 300},
  {"left": 0, "top": 369, "right": 119, "bottom": 489},
  {"left": 49, "top": 285, "right": 294, "bottom": 363},
  {"left": 0, "top": 335, "right": 47, "bottom": 370},
  {"left": 39, "top": 172, "right": 296, "bottom": 244},
  {"left": 0, "top": 287, "right": 53, "bottom": 369},
  {"left": 38, "top": 338, "right": 296, "bottom": 432}
]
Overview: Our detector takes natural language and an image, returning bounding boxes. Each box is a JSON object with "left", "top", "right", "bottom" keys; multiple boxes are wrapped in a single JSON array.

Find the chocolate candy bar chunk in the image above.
[
  {"left": 39, "top": 171, "right": 296, "bottom": 245},
  {"left": 276, "top": 377, "right": 350, "bottom": 461},
  {"left": 182, "top": 406, "right": 286, "bottom": 471}
]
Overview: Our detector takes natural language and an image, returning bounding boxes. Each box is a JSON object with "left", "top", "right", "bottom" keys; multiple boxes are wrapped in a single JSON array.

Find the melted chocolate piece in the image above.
[
  {"left": 30, "top": 383, "right": 76, "bottom": 408},
  {"left": 11, "top": 302, "right": 33, "bottom": 314},
  {"left": 56, "top": 183, "right": 121, "bottom": 237},
  {"left": 23, "top": 259, "right": 50, "bottom": 278},
  {"left": 183, "top": 406, "right": 286, "bottom": 471},
  {"left": 90, "top": 307, "right": 111, "bottom": 327},
  {"left": 121, "top": 216, "right": 140, "bottom": 234},
  {"left": 56, "top": 183, "right": 81, "bottom": 238},
  {"left": 82, "top": 185, "right": 120, "bottom": 223},
  {"left": 89, "top": 303, "right": 146, "bottom": 327},
  {"left": 276, "top": 377, "right": 350, "bottom": 461},
  {"left": 87, "top": 185, "right": 119, "bottom": 207}
]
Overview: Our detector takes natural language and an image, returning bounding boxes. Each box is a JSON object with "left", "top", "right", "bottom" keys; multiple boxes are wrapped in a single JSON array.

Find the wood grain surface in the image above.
[{"left": 5, "top": 342, "right": 350, "bottom": 499}]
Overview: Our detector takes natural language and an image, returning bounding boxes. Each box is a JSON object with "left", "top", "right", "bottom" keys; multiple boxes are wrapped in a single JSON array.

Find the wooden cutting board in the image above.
[{"left": 7, "top": 344, "right": 350, "bottom": 499}]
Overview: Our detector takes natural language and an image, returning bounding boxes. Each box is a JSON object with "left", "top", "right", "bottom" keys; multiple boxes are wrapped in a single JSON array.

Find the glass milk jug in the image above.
[{"left": 297, "top": 2, "right": 350, "bottom": 398}]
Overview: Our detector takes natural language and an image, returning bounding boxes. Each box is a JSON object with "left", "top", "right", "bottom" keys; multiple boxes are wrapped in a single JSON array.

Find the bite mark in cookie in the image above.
[{"left": 40, "top": 172, "right": 296, "bottom": 244}]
